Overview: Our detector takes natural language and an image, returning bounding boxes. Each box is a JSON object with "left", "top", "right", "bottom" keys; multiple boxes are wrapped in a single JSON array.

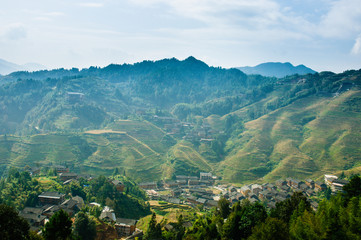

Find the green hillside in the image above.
[
  {"left": 219, "top": 89, "right": 361, "bottom": 183},
  {"left": 1, "top": 58, "right": 361, "bottom": 183}
]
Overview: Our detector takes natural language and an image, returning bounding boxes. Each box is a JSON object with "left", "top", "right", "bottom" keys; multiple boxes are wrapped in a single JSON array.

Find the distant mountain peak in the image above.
[
  {"left": 0, "top": 58, "right": 47, "bottom": 75},
  {"left": 237, "top": 62, "right": 316, "bottom": 78}
]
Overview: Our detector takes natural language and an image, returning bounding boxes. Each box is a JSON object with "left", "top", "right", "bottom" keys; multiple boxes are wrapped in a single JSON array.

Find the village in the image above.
[
  {"left": 139, "top": 172, "right": 349, "bottom": 213},
  {"left": 20, "top": 164, "right": 349, "bottom": 240}
]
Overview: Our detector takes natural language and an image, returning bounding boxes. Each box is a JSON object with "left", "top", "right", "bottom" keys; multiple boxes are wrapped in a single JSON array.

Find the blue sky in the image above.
[{"left": 0, "top": 0, "right": 361, "bottom": 72}]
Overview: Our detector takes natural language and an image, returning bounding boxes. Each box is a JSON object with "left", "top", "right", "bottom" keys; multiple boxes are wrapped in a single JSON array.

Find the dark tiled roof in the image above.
[
  {"left": 39, "top": 192, "right": 65, "bottom": 199},
  {"left": 116, "top": 218, "right": 137, "bottom": 226}
]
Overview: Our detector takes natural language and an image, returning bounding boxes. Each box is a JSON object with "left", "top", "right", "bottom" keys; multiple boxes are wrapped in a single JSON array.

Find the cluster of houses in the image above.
[
  {"left": 19, "top": 192, "right": 84, "bottom": 232},
  {"left": 140, "top": 172, "right": 349, "bottom": 212},
  {"left": 21, "top": 166, "right": 141, "bottom": 238},
  {"left": 152, "top": 115, "right": 220, "bottom": 143}
]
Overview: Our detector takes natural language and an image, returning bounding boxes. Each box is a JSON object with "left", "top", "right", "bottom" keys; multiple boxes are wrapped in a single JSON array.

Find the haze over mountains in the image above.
[
  {"left": 237, "top": 62, "right": 317, "bottom": 78},
  {"left": 0, "top": 56, "right": 360, "bottom": 184},
  {"left": 0, "top": 59, "right": 47, "bottom": 75}
]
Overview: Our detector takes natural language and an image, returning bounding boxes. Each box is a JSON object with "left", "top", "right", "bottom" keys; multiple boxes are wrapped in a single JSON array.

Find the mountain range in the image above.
[
  {"left": 0, "top": 57, "right": 360, "bottom": 184},
  {"left": 237, "top": 62, "right": 317, "bottom": 78},
  {"left": 0, "top": 58, "right": 47, "bottom": 75}
]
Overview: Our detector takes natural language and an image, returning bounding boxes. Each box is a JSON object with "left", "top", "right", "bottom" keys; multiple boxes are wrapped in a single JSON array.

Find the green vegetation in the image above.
[
  {"left": 43, "top": 209, "right": 73, "bottom": 240},
  {"left": 141, "top": 176, "right": 361, "bottom": 240},
  {"left": 1, "top": 58, "right": 361, "bottom": 183},
  {"left": 0, "top": 204, "right": 30, "bottom": 240}
]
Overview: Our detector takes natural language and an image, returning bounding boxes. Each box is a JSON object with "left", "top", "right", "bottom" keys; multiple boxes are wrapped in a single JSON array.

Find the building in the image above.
[
  {"left": 100, "top": 206, "right": 116, "bottom": 222},
  {"left": 275, "top": 179, "right": 287, "bottom": 187},
  {"left": 324, "top": 175, "right": 338, "bottom": 186},
  {"left": 111, "top": 180, "right": 125, "bottom": 192},
  {"left": 139, "top": 182, "right": 157, "bottom": 190},
  {"left": 19, "top": 208, "right": 47, "bottom": 231},
  {"left": 115, "top": 218, "right": 137, "bottom": 237},
  {"left": 38, "top": 192, "right": 65, "bottom": 205},
  {"left": 331, "top": 179, "right": 349, "bottom": 192},
  {"left": 200, "top": 172, "right": 212, "bottom": 181},
  {"left": 305, "top": 179, "right": 315, "bottom": 188},
  {"left": 164, "top": 181, "right": 179, "bottom": 189},
  {"left": 53, "top": 165, "right": 69, "bottom": 174},
  {"left": 315, "top": 181, "right": 327, "bottom": 192},
  {"left": 67, "top": 92, "right": 84, "bottom": 102},
  {"left": 240, "top": 186, "right": 251, "bottom": 196},
  {"left": 59, "top": 172, "right": 78, "bottom": 182}
]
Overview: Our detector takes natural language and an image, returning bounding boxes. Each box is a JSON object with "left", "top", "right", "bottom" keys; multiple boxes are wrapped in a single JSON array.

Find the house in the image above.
[
  {"left": 289, "top": 179, "right": 301, "bottom": 189},
  {"left": 59, "top": 172, "right": 78, "bottom": 182},
  {"left": 139, "top": 182, "right": 157, "bottom": 190},
  {"left": 67, "top": 92, "right": 84, "bottom": 102},
  {"left": 331, "top": 179, "right": 349, "bottom": 192},
  {"left": 115, "top": 218, "right": 137, "bottom": 237},
  {"left": 240, "top": 186, "right": 251, "bottom": 196},
  {"left": 164, "top": 181, "right": 179, "bottom": 189},
  {"left": 53, "top": 165, "right": 69, "bottom": 173},
  {"left": 196, "top": 198, "right": 207, "bottom": 205},
  {"left": 299, "top": 183, "right": 309, "bottom": 191},
  {"left": 251, "top": 184, "right": 262, "bottom": 195},
  {"left": 188, "top": 180, "right": 200, "bottom": 186},
  {"left": 186, "top": 196, "right": 198, "bottom": 205},
  {"left": 19, "top": 208, "right": 47, "bottom": 230},
  {"left": 324, "top": 175, "right": 338, "bottom": 186},
  {"left": 315, "top": 181, "right": 327, "bottom": 191},
  {"left": 266, "top": 184, "right": 277, "bottom": 191},
  {"left": 111, "top": 180, "right": 125, "bottom": 192},
  {"left": 72, "top": 196, "right": 85, "bottom": 209},
  {"left": 100, "top": 206, "right": 116, "bottom": 222},
  {"left": 305, "top": 179, "right": 315, "bottom": 188},
  {"left": 38, "top": 192, "right": 65, "bottom": 205},
  {"left": 200, "top": 172, "right": 212, "bottom": 181},
  {"left": 205, "top": 200, "right": 218, "bottom": 208},
  {"left": 168, "top": 198, "right": 181, "bottom": 204},
  {"left": 275, "top": 179, "right": 287, "bottom": 187},
  {"left": 171, "top": 188, "right": 183, "bottom": 197},
  {"left": 25, "top": 167, "right": 40, "bottom": 176}
]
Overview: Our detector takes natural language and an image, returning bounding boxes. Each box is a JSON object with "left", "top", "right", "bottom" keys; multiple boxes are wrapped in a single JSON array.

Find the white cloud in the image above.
[
  {"left": 351, "top": 34, "right": 361, "bottom": 55},
  {"left": 3, "top": 23, "right": 27, "bottom": 41},
  {"left": 45, "top": 12, "right": 65, "bottom": 17},
  {"left": 78, "top": 2, "right": 104, "bottom": 8},
  {"left": 319, "top": 0, "right": 361, "bottom": 38}
]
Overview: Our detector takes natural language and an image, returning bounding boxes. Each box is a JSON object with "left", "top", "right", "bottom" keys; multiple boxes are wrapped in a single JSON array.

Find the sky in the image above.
[{"left": 1, "top": 0, "right": 361, "bottom": 72}]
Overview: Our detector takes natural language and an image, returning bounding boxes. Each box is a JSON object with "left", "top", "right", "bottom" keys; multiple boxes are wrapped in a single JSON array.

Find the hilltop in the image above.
[
  {"left": 237, "top": 62, "right": 316, "bottom": 78},
  {"left": 0, "top": 57, "right": 361, "bottom": 184}
]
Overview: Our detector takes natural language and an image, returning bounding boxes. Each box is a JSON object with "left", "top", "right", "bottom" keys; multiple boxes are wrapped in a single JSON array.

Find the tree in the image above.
[
  {"left": 290, "top": 210, "right": 326, "bottom": 240},
  {"left": 248, "top": 217, "right": 289, "bottom": 240},
  {"left": 144, "top": 213, "right": 163, "bottom": 240},
  {"left": 270, "top": 192, "right": 311, "bottom": 223},
  {"left": 343, "top": 175, "right": 361, "bottom": 202},
  {"left": 43, "top": 209, "right": 73, "bottom": 240},
  {"left": 0, "top": 204, "right": 30, "bottom": 240},
  {"left": 73, "top": 212, "right": 97, "bottom": 240},
  {"left": 217, "top": 197, "right": 230, "bottom": 219}
]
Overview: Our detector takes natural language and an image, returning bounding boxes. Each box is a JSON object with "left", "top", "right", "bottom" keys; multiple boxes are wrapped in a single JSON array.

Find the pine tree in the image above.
[{"left": 43, "top": 209, "right": 72, "bottom": 240}]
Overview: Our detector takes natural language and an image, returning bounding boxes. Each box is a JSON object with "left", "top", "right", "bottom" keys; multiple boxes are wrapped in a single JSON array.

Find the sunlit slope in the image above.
[
  {"left": 219, "top": 90, "right": 361, "bottom": 183},
  {"left": 0, "top": 120, "right": 216, "bottom": 181}
]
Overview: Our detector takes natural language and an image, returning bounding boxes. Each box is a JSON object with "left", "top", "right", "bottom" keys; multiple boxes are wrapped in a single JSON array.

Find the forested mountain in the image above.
[
  {"left": 0, "top": 57, "right": 360, "bottom": 183},
  {"left": 238, "top": 62, "right": 316, "bottom": 78}
]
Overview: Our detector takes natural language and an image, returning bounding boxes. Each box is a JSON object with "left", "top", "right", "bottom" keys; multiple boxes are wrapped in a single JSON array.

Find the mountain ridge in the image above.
[{"left": 237, "top": 62, "right": 317, "bottom": 78}]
